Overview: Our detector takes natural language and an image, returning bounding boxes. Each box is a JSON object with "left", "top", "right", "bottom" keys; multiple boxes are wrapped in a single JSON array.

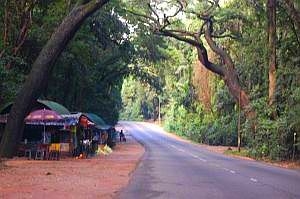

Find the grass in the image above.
[{"left": 223, "top": 148, "right": 250, "bottom": 157}]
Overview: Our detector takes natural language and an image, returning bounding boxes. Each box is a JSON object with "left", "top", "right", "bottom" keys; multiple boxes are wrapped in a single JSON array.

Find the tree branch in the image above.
[
  {"left": 128, "top": 1, "right": 225, "bottom": 77},
  {"left": 211, "top": 33, "right": 239, "bottom": 39},
  {"left": 156, "top": 29, "right": 200, "bottom": 47},
  {"left": 204, "top": 21, "right": 235, "bottom": 70},
  {"left": 284, "top": 0, "right": 300, "bottom": 31},
  {"left": 184, "top": 0, "right": 219, "bottom": 19},
  {"left": 156, "top": 29, "right": 225, "bottom": 76}
]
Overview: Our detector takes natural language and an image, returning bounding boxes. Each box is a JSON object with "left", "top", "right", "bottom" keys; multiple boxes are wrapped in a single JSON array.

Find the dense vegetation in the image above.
[
  {"left": 0, "top": 0, "right": 131, "bottom": 124},
  {"left": 120, "top": 0, "right": 300, "bottom": 161},
  {"left": 0, "top": 0, "right": 299, "bottom": 160}
]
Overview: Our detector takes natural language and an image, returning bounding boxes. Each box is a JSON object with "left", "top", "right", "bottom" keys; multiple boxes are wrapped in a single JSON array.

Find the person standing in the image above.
[{"left": 119, "top": 130, "right": 126, "bottom": 142}]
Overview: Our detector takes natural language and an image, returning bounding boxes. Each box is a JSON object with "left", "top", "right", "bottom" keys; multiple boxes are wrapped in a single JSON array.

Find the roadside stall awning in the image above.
[
  {"left": 25, "top": 109, "right": 65, "bottom": 143},
  {"left": 62, "top": 113, "right": 95, "bottom": 128},
  {"left": 25, "top": 109, "right": 64, "bottom": 126},
  {"left": 0, "top": 99, "right": 70, "bottom": 115},
  {"left": 85, "top": 113, "right": 110, "bottom": 130},
  {"left": 62, "top": 113, "right": 82, "bottom": 126},
  {"left": 85, "top": 113, "right": 106, "bottom": 126},
  {"left": 0, "top": 99, "right": 70, "bottom": 125},
  {"left": 0, "top": 110, "right": 65, "bottom": 126},
  {"left": 96, "top": 125, "right": 111, "bottom": 130}
]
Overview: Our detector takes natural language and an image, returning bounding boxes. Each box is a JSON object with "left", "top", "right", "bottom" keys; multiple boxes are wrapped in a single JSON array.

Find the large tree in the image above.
[
  {"left": 129, "top": 0, "right": 256, "bottom": 123},
  {"left": 0, "top": 0, "right": 109, "bottom": 158}
]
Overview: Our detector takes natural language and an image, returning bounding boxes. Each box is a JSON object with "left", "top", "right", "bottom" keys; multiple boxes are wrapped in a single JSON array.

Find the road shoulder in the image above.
[{"left": 0, "top": 135, "right": 145, "bottom": 199}]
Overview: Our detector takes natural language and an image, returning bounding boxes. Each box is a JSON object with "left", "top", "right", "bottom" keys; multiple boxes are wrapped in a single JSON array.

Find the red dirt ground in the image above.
[{"left": 0, "top": 135, "right": 144, "bottom": 199}]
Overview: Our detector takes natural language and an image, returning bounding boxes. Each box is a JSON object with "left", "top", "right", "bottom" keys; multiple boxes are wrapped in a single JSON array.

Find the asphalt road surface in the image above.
[{"left": 117, "top": 121, "right": 300, "bottom": 199}]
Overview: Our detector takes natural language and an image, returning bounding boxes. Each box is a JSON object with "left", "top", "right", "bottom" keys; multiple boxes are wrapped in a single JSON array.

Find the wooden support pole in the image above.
[
  {"left": 293, "top": 132, "right": 296, "bottom": 160},
  {"left": 158, "top": 96, "right": 161, "bottom": 125},
  {"left": 238, "top": 91, "right": 241, "bottom": 152}
]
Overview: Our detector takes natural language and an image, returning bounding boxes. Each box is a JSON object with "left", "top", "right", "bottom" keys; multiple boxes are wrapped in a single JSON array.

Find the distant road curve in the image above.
[{"left": 118, "top": 121, "right": 300, "bottom": 199}]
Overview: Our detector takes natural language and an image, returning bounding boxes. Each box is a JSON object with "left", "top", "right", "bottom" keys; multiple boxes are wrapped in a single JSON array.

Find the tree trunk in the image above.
[
  {"left": 158, "top": 29, "right": 253, "bottom": 113},
  {"left": 200, "top": 29, "right": 256, "bottom": 134},
  {"left": 223, "top": 69, "right": 251, "bottom": 111},
  {"left": 267, "top": 0, "right": 277, "bottom": 116},
  {"left": 155, "top": 19, "right": 257, "bottom": 132},
  {"left": 196, "top": 47, "right": 255, "bottom": 121},
  {"left": 0, "top": 0, "right": 109, "bottom": 158},
  {"left": 202, "top": 30, "right": 255, "bottom": 120}
]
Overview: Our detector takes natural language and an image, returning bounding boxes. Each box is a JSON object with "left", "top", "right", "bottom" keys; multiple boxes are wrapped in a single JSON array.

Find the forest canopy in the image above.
[{"left": 0, "top": 0, "right": 299, "bottom": 160}]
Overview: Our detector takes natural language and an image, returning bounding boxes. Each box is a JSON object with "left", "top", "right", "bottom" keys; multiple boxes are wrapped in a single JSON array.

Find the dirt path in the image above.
[{"left": 0, "top": 134, "right": 144, "bottom": 199}]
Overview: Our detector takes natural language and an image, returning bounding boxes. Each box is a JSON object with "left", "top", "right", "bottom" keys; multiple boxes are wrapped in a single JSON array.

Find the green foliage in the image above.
[
  {"left": 120, "top": 76, "right": 156, "bottom": 121},
  {"left": 0, "top": 1, "right": 135, "bottom": 125},
  {"left": 120, "top": 0, "right": 300, "bottom": 161},
  {"left": 1, "top": 0, "right": 299, "bottom": 161},
  {"left": 164, "top": 101, "right": 238, "bottom": 146}
]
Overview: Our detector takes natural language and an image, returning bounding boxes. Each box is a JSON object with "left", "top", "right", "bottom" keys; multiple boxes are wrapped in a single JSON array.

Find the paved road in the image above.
[{"left": 117, "top": 122, "right": 300, "bottom": 199}]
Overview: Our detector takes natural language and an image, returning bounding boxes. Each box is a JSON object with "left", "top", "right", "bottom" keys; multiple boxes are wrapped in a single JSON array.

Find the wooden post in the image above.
[
  {"left": 238, "top": 91, "right": 241, "bottom": 152},
  {"left": 158, "top": 96, "right": 161, "bottom": 125},
  {"left": 293, "top": 132, "right": 296, "bottom": 160}
]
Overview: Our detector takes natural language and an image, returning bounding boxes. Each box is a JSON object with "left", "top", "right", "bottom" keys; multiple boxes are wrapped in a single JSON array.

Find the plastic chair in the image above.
[
  {"left": 48, "top": 143, "right": 60, "bottom": 160},
  {"left": 35, "top": 150, "right": 43, "bottom": 160},
  {"left": 35, "top": 144, "right": 48, "bottom": 160},
  {"left": 25, "top": 149, "right": 31, "bottom": 160}
]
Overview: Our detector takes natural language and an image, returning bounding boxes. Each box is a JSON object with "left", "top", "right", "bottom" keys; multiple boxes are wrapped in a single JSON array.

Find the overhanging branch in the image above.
[{"left": 204, "top": 22, "right": 235, "bottom": 69}]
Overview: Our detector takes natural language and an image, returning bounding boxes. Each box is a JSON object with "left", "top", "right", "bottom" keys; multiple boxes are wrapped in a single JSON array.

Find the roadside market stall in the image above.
[
  {"left": 0, "top": 100, "right": 72, "bottom": 160},
  {"left": 0, "top": 99, "right": 70, "bottom": 142},
  {"left": 21, "top": 109, "right": 66, "bottom": 160},
  {"left": 62, "top": 113, "right": 96, "bottom": 158},
  {"left": 0, "top": 100, "right": 116, "bottom": 160},
  {"left": 84, "top": 113, "right": 117, "bottom": 149},
  {"left": 25, "top": 109, "right": 64, "bottom": 143},
  {"left": 63, "top": 112, "right": 116, "bottom": 156}
]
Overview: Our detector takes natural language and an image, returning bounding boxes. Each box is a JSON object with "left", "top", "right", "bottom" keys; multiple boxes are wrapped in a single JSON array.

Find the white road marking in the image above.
[
  {"left": 209, "top": 163, "right": 220, "bottom": 167},
  {"left": 198, "top": 157, "right": 207, "bottom": 162},
  {"left": 250, "top": 178, "right": 258, "bottom": 182},
  {"left": 169, "top": 145, "right": 208, "bottom": 162},
  {"left": 188, "top": 152, "right": 207, "bottom": 162},
  {"left": 191, "top": 154, "right": 199, "bottom": 158},
  {"left": 177, "top": 148, "right": 186, "bottom": 152},
  {"left": 129, "top": 123, "right": 264, "bottom": 184}
]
